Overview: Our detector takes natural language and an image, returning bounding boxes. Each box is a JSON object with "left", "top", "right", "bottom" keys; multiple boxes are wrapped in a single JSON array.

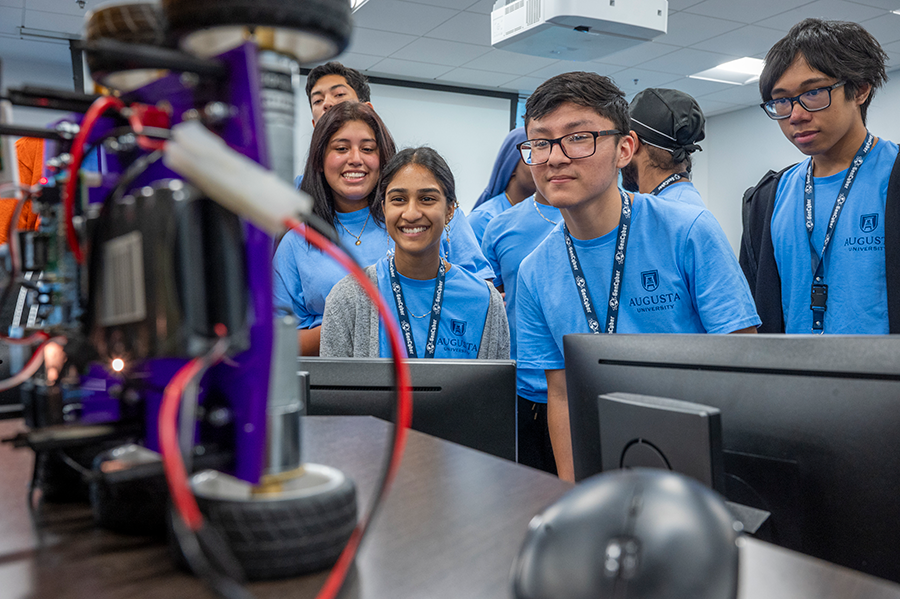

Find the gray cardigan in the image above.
[{"left": 321, "top": 265, "right": 510, "bottom": 359}]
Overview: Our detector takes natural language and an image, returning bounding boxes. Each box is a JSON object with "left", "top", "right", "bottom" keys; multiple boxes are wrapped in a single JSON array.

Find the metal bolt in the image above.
[
  {"left": 203, "top": 102, "right": 233, "bottom": 125},
  {"left": 180, "top": 72, "right": 200, "bottom": 88},
  {"left": 207, "top": 407, "right": 233, "bottom": 427}
]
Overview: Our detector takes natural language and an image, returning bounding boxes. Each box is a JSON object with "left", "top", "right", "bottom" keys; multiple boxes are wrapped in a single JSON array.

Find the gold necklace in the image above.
[
  {"left": 335, "top": 211, "right": 370, "bottom": 246},
  {"left": 533, "top": 199, "right": 558, "bottom": 225}
]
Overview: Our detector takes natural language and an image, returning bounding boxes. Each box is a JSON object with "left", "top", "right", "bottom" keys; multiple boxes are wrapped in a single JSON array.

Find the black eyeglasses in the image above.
[
  {"left": 761, "top": 81, "right": 846, "bottom": 120},
  {"left": 517, "top": 130, "right": 621, "bottom": 165}
]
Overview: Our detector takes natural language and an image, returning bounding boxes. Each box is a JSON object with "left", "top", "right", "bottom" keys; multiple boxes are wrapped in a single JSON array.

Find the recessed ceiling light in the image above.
[
  {"left": 351, "top": 0, "right": 370, "bottom": 11},
  {"left": 689, "top": 57, "right": 765, "bottom": 86}
]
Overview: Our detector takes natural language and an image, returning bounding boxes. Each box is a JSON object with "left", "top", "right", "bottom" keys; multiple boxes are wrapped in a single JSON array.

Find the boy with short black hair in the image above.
[
  {"left": 515, "top": 72, "right": 759, "bottom": 480},
  {"left": 305, "top": 61, "right": 372, "bottom": 126},
  {"left": 741, "top": 18, "right": 898, "bottom": 334}
]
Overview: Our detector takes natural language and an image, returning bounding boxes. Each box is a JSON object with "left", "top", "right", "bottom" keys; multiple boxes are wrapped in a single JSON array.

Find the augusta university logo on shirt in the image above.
[
  {"left": 436, "top": 319, "right": 478, "bottom": 355},
  {"left": 629, "top": 270, "right": 682, "bottom": 313},
  {"left": 843, "top": 212, "right": 883, "bottom": 252}
]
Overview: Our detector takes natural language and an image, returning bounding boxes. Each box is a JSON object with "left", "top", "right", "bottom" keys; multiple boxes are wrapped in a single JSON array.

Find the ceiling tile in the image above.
[
  {"left": 595, "top": 40, "right": 684, "bottom": 68},
  {"left": 461, "top": 48, "right": 560, "bottom": 76},
  {"left": 858, "top": 13, "right": 900, "bottom": 46},
  {"left": 583, "top": 62, "right": 624, "bottom": 78},
  {"left": 366, "top": 57, "right": 455, "bottom": 80},
  {"left": 691, "top": 24, "right": 790, "bottom": 57},
  {"left": 526, "top": 60, "right": 593, "bottom": 81},
  {"left": 389, "top": 37, "right": 492, "bottom": 67},
  {"left": 639, "top": 47, "right": 739, "bottom": 77},
  {"left": 845, "top": 0, "right": 900, "bottom": 9},
  {"left": 0, "top": 0, "right": 23, "bottom": 8},
  {"left": 436, "top": 67, "right": 520, "bottom": 88},
  {"left": 0, "top": 7, "right": 23, "bottom": 35},
  {"left": 667, "top": 76, "right": 737, "bottom": 99},
  {"left": 657, "top": 12, "right": 744, "bottom": 47},
  {"left": 609, "top": 67, "right": 682, "bottom": 94},
  {"left": 504, "top": 75, "right": 549, "bottom": 94},
  {"left": 464, "top": 0, "right": 496, "bottom": 15},
  {"left": 699, "top": 82, "right": 764, "bottom": 105},
  {"left": 668, "top": 0, "right": 707, "bottom": 10},
  {"left": 425, "top": 10, "right": 491, "bottom": 46},
  {"left": 346, "top": 27, "right": 418, "bottom": 57},
  {"left": 755, "top": 0, "right": 886, "bottom": 29},
  {"left": 403, "top": 0, "right": 481, "bottom": 9},
  {"left": 23, "top": 9, "right": 83, "bottom": 34},
  {"left": 353, "top": 0, "right": 458, "bottom": 36},
  {"left": 681, "top": 0, "right": 812, "bottom": 24},
  {"left": 329, "top": 52, "right": 383, "bottom": 72}
]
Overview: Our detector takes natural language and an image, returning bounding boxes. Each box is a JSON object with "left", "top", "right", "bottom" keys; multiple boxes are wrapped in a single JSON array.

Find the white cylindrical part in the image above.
[{"left": 163, "top": 120, "right": 312, "bottom": 234}]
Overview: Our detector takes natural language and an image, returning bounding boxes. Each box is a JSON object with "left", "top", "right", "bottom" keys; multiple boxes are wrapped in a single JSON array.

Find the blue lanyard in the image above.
[
  {"left": 563, "top": 189, "right": 632, "bottom": 335},
  {"left": 650, "top": 171, "right": 689, "bottom": 196},
  {"left": 387, "top": 255, "right": 446, "bottom": 358},
  {"left": 804, "top": 131, "right": 874, "bottom": 332}
]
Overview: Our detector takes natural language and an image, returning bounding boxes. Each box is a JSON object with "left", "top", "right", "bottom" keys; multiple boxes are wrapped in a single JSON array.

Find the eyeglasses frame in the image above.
[
  {"left": 760, "top": 81, "right": 847, "bottom": 120},
  {"left": 517, "top": 129, "right": 622, "bottom": 166}
]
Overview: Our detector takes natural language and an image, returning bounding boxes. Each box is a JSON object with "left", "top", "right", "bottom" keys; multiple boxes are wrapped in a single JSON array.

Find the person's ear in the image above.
[
  {"left": 616, "top": 133, "right": 636, "bottom": 169},
  {"left": 446, "top": 200, "right": 456, "bottom": 225},
  {"left": 855, "top": 82, "right": 872, "bottom": 107}
]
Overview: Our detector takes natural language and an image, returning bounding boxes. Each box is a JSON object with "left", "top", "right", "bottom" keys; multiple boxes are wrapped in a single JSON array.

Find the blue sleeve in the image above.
[
  {"left": 516, "top": 259, "right": 564, "bottom": 370},
  {"left": 467, "top": 209, "right": 491, "bottom": 247},
  {"left": 273, "top": 233, "right": 317, "bottom": 329},
  {"left": 480, "top": 219, "right": 504, "bottom": 287},
  {"left": 445, "top": 208, "right": 494, "bottom": 280},
  {"left": 683, "top": 211, "right": 761, "bottom": 334}
]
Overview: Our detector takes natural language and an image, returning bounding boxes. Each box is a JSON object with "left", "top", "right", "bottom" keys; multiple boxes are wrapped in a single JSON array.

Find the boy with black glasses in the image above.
[
  {"left": 515, "top": 72, "right": 759, "bottom": 480},
  {"left": 741, "top": 18, "right": 900, "bottom": 334}
]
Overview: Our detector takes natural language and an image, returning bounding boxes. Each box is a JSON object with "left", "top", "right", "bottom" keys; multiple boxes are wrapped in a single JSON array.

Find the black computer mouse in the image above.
[{"left": 511, "top": 469, "right": 740, "bottom": 599}]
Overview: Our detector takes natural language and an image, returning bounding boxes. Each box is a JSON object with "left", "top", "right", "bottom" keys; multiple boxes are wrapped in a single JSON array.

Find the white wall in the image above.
[
  {"left": 294, "top": 78, "right": 514, "bottom": 215},
  {"left": 695, "top": 74, "right": 900, "bottom": 254},
  {"left": 1, "top": 54, "right": 74, "bottom": 128}
]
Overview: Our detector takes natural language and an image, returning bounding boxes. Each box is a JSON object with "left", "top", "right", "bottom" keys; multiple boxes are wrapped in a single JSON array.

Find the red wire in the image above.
[
  {"left": 158, "top": 355, "right": 209, "bottom": 531},
  {"left": 65, "top": 96, "right": 125, "bottom": 264},
  {"left": 286, "top": 218, "right": 413, "bottom": 599}
]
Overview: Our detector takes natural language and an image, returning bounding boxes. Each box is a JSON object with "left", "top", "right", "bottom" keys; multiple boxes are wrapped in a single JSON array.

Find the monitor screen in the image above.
[
  {"left": 298, "top": 358, "right": 517, "bottom": 461},
  {"left": 564, "top": 333, "right": 900, "bottom": 583}
]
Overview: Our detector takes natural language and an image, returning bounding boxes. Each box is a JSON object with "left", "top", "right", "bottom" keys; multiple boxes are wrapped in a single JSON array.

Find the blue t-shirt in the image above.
[
  {"left": 468, "top": 192, "right": 512, "bottom": 245},
  {"left": 517, "top": 193, "right": 761, "bottom": 371},
  {"left": 274, "top": 207, "right": 392, "bottom": 329},
  {"left": 482, "top": 197, "right": 561, "bottom": 403},
  {"left": 375, "top": 256, "right": 490, "bottom": 359},
  {"left": 771, "top": 138, "right": 898, "bottom": 334},
  {"left": 657, "top": 180, "right": 705, "bottom": 208},
  {"left": 274, "top": 206, "right": 493, "bottom": 329}
]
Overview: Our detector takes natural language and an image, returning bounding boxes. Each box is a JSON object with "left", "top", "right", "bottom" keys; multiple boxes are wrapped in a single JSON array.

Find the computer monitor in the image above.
[
  {"left": 298, "top": 358, "right": 516, "bottom": 461},
  {"left": 564, "top": 333, "right": 900, "bottom": 583},
  {"left": 597, "top": 392, "right": 725, "bottom": 492}
]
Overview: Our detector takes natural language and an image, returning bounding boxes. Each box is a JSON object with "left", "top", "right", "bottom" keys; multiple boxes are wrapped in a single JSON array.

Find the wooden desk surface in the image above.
[{"left": 2, "top": 416, "right": 899, "bottom": 599}]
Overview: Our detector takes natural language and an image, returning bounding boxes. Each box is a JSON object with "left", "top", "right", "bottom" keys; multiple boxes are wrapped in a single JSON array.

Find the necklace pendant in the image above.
[{"left": 355, "top": 239, "right": 361, "bottom": 246}]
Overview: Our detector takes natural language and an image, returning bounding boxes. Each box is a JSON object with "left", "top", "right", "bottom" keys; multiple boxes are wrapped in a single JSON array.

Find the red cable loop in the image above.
[{"left": 65, "top": 96, "right": 125, "bottom": 264}]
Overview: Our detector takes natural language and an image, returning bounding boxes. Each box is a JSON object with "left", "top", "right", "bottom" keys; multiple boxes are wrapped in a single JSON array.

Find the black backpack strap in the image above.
[
  {"left": 739, "top": 164, "right": 795, "bottom": 333},
  {"left": 885, "top": 151, "right": 900, "bottom": 333}
]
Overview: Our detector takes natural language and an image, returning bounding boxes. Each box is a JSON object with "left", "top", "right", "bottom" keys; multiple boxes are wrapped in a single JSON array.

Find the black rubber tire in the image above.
[
  {"left": 89, "top": 446, "right": 169, "bottom": 536},
  {"left": 192, "top": 465, "right": 357, "bottom": 580},
  {"left": 85, "top": 3, "right": 166, "bottom": 47},
  {"left": 161, "top": 0, "right": 352, "bottom": 55},
  {"left": 84, "top": 2, "right": 170, "bottom": 89}
]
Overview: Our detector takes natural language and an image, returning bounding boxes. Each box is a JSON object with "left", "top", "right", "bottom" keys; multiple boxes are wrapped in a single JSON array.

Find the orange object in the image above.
[{"left": 0, "top": 137, "right": 43, "bottom": 244}]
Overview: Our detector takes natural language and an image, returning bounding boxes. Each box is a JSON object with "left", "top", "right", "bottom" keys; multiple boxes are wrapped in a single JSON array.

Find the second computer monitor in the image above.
[{"left": 298, "top": 358, "right": 517, "bottom": 461}]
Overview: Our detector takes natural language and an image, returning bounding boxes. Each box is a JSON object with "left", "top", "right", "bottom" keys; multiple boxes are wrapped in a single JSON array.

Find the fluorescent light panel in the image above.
[
  {"left": 689, "top": 57, "right": 765, "bottom": 86},
  {"left": 351, "top": 0, "right": 370, "bottom": 11}
]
